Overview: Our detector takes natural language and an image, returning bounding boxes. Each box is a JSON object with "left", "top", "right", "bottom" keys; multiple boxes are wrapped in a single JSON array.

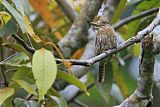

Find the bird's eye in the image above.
[{"left": 101, "top": 22, "right": 105, "bottom": 24}]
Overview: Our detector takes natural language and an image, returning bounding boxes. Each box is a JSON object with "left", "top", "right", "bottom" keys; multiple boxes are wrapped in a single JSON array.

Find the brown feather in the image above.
[{"left": 95, "top": 23, "right": 117, "bottom": 83}]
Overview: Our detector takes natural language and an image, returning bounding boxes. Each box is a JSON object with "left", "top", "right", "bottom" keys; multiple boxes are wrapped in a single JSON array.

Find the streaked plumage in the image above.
[{"left": 91, "top": 21, "right": 117, "bottom": 83}]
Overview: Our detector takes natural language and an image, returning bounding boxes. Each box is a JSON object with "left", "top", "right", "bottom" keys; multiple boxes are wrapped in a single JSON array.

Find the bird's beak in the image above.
[
  {"left": 90, "top": 22, "right": 100, "bottom": 30},
  {"left": 90, "top": 22, "right": 98, "bottom": 26},
  {"left": 91, "top": 26, "right": 99, "bottom": 30}
]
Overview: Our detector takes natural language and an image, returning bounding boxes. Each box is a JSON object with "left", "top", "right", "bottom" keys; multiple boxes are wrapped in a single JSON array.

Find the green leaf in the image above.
[
  {"left": 11, "top": 0, "right": 42, "bottom": 42},
  {"left": 0, "top": 52, "right": 31, "bottom": 68},
  {"left": 12, "top": 79, "right": 37, "bottom": 95},
  {"left": 9, "top": 67, "right": 31, "bottom": 89},
  {"left": 32, "top": 48, "right": 57, "bottom": 102},
  {"left": 0, "top": 20, "right": 17, "bottom": 37},
  {"left": 3, "top": 96, "right": 14, "bottom": 107},
  {"left": 137, "top": 15, "right": 155, "bottom": 32},
  {"left": 44, "top": 95, "right": 59, "bottom": 107},
  {"left": 112, "top": 0, "right": 127, "bottom": 23},
  {"left": 11, "top": 67, "right": 31, "bottom": 80},
  {"left": 2, "top": 0, "right": 26, "bottom": 33},
  {"left": 133, "top": 43, "right": 140, "bottom": 57},
  {"left": 47, "top": 87, "right": 61, "bottom": 98},
  {"left": 54, "top": 97, "right": 68, "bottom": 107},
  {"left": 0, "top": 11, "right": 11, "bottom": 29},
  {"left": 23, "top": 15, "right": 42, "bottom": 43},
  {"left": 125, "top": 0, "right": 160, "bottom": 39},
  {"left": 0, "top": 11, "right": 11, "bottom": 22},
  {"left": 127, "top": 0, "right": 143, "bottom": 6},
  {"left": 14, "top": 98, "right": 28, "bottom": 107},
  {"left": 112, "top": 60, "right": 128, "bottom": 98},
  {"left": 11, "top": 0, "right": 25, "bottom": 16},
  {"left": 57, "top": 70, "right": 89, "bottom": 95},
  {"left": 2, "top": 43, "right": 32, "bottom": 59},
  {"left": 2, "top": 0, "right": 42, "bottom": 43},
  {"left": 0, "top": 87, "right": 14, "bottom": 105}
]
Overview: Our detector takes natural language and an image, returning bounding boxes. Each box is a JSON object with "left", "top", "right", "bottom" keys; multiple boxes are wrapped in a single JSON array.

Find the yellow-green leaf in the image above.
[
  {"left": 24, "top": 15, "right": 42, "bottom": 43},
  {"left": 112, "top": 60, "right": 128, "bottom": 98},
  {"left": 0, "top": 53, "right": 31, "bottom": 68},
  {"left": 9, "top": 67, "right": 31, "bottom": 89},
  {"left": 44, "top": 95, "right": 59, "bottom": 107},
  {"left": 0, "top": 19, "right": 4, "bottom": 29},
  {"left": 0, "top": 11, "right": 11, "bottom": 23},
  {"left": 0, "top": 20, "right": 18, "bottom": 37},
  {"left": 12, "top": 79, "right": 37, "bottom": 95},
  {"left": 2, "top": 0, "right": 26, "bottom": 32},
  {"left": 133, "top": 43, "right": 140, "bottom": 57},
  {"left": 32, "top": 48, "right": 57, "bottom": 102},
  {"left": 2, "top": 43, "right": 32, "bottom": 60},
  {"left": 54, "top": 97, "right": 68, "bottom": 107},
  {"left": 11, "top": 0, "right": 25, "bottom": 16},
  {"left": 112, "top": 0, "right": 127, "bottom": 23},
  {"left": 0, "top": 11, "right": 11, "bottom": 29},
  {"left": 2, "top": 0, "right": 42, "bottom": 43},
  {"left": 0, "top": 87, "right": 14, "bottom": 105},
  {"left": 57, "top": 71, "right": 89, "bottom": 95},
  {"left": 47, "top": 87, "right": 61, "bottom": 98}
]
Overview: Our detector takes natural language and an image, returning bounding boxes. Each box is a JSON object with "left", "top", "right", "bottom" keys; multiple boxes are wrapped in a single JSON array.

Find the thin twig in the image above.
[
  {"left": 25, "top": 33, "right": 33, "bottom": 48},
  {"left": 12, "top": 34, "right": 35, "bottom": 54},
  {"left": 114, "top": 7, "right": 159, "bottom": 29},
  {"left": 0, "top": 52, "right": 17, "bottom": 62},
  {"left": 1, "top": 66, "right": 7, "bottom": 86},
  {"left": 0, "top": 46, "right": 8, "bottom": 86},
  {"left": 26, "top": 94, "right": 34, "bottom": 101}
]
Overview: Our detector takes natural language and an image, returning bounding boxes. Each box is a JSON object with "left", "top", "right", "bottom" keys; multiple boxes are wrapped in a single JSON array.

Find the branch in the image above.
[
  {"left": 114, "top": 30, "right": 160, "bottom": 107},
  {"left": 100, "top": 0, "right": 119, "bottom": 22},
  {"left": 114, "top": 7, "right": 159, "bottom": 30},
  {"left": 12, "top": 34, "right": 35, "bottom": 53},
  {"left": 59, "top": 0, "right": 120, "bottom": 97},
  {"left": 11, "top": 5, "right": 160, "bottom": 72},
  {"left": 58, "top": 0, "right": 103, "bottom": 58},
  {"left": 56, "top": 8, "right": 160, "bottom": 67},
  {"left": 55, "top": 0, "right": 77, "bottom": 22},
  {"left": 12, "top": 8, "right": 160, "bottom": 68}
]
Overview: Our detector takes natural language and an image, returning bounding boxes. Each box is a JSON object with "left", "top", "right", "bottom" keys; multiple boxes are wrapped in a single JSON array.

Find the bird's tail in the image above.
[{"left": 98, "top": 60, "right": 105, "bottom": 83}]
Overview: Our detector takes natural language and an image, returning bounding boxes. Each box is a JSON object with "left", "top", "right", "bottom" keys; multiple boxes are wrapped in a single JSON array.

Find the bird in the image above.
[{"left": 91, "top": 20, "right": 117, "bottom": 83}]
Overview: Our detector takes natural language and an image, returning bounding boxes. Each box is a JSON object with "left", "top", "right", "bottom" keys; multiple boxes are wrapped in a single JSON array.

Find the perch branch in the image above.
[
  {"left": 114, "top": 29, "right": 160, "bottom": 107},
  {"left": 12, "top": 8, "right": 160, "bottom": 68},
  {"left": 56, "top": 9, "right": 160, "bottom": 66}
]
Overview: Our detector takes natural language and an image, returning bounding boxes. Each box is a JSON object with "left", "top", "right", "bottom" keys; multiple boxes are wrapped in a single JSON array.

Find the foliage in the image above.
[
  {"left": 0, "top": 0, "right": 159, "bottom": 106},
  {"left": 0, "top": 0, "right": 87, "bottom": 106}
]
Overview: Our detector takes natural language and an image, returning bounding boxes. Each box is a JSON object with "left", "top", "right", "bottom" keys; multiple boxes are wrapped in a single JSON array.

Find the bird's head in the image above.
[{"left": 91, "top": 20, "right": 111, "bottom": 31}]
